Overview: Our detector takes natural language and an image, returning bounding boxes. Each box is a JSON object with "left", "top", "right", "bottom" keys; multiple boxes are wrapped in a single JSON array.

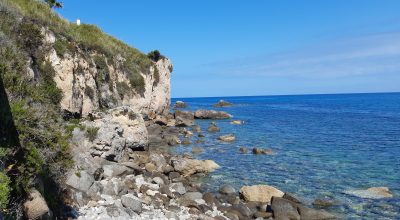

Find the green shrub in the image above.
[
  {"left": 116, "top": 81, "right": 130, "bottom": 99},
  {"left": 85, "top": 127, "right": 99, "bottom": 142},
  {"left": 54, "top": 39, "right": 74, "bottom": 57},
  {"left": 37, "top": 61, "right": 63, "bottom": 105},
  {"left": 16, "top": 21, "right": 43, "bottom": 55},
  {"left": 93, "top": 55, "right": 109, "bottom": 85},
  {"left": 147, "top": 50, "right": 164, "bottom": 62},
  {"left": 129, "top": 73, "right": 145, "bottom": 95},
  {"left": 0, "top": 172, "right": 11, "bottom": 210}
]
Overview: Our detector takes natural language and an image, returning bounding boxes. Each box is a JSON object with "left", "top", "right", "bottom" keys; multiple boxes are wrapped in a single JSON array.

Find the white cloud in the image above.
[{"left": 217, "top": 31, "right": 400, "bottom": 79}]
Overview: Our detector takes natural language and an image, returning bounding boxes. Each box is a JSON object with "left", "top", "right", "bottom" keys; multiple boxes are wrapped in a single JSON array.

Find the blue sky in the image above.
[{"left": 58, "top": 0, "right": 400, "bottom": 98}]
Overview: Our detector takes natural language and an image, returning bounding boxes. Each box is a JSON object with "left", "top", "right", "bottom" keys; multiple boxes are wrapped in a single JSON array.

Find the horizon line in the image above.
[{"left": 172, "top": 91, "right": 400, "bottom": 99}]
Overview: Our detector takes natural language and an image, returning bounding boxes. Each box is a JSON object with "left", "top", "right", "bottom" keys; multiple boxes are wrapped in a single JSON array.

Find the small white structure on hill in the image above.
[{"left": 76, "top": 19, "right": 81, "bottom": 26}]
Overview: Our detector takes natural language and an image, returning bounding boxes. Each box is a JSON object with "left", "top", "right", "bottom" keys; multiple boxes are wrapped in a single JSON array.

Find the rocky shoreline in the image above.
[
  {"left": 32, "top": 100, "right": 334, "bottom": 220},
  {"left": 22, "top": 102, "right": 338, "bottom": 219}
]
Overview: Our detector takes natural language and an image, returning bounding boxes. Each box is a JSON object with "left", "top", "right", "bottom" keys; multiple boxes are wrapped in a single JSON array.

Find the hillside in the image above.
[{"left": 0, "top": 0, "right": 172, "bottom": 218}]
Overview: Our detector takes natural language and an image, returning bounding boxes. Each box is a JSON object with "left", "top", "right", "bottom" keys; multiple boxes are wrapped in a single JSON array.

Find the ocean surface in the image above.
[{"left": 171, "top": 93, "right": 400, "bottom": 219}]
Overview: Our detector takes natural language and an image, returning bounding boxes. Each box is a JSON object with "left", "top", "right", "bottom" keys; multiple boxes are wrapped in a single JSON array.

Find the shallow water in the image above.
[{"left": 171, "top": 93, "right": 400, "bottom": 219}]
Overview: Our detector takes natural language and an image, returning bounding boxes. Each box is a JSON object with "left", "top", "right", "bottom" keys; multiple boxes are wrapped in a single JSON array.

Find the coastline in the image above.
[{"left": 69, "top": 101, "right": 337, "bottom": 220}]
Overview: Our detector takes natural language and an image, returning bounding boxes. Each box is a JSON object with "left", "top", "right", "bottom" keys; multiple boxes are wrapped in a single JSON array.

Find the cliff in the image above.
[
  {"left": 45, "top": 31, "right": 173, "bottom": 117},
  {"left": 0, "top": 0, "right": 172, "bottom": 218}
]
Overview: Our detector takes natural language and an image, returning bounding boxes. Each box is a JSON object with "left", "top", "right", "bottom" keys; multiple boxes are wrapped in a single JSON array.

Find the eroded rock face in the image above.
[
  {"left": 46, "top": 30, "right": 173, "bottom": 117},
  {"left": 85, "top": 106, "right": 148, "bottom": 162},
  {"left": 239, "top": 185, "right": 284, "bottom": 203},
  {"left": 23, "top": 189, "right": 50, "bottom": 220},
  {"left": 172, "top": 158, "right": 220, "bottom": 177}
]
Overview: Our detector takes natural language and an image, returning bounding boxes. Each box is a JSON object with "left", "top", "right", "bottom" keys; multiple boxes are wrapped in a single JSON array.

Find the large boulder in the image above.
[
  {"left": 66, "top": 170, "right": 95, "bottom": 192},
  {"left": 23, "top": 189, "right": 50, "bottom": 220},
  {"left": 174, "top": 110, "right": 195, "bottom": 127},
  {"left": 172, "top": 158, "right": 220, "bottom": 177},
  {"left": 239, "top": 185, "right": 284, "bottom": 203},
  {"left": 271, "top": 197, "right": 335, "bottom": 220},
  {"left": 85, "top": 106, "right": 148, "bottom": 162},
  {"left": 344, "top": 186, "right": 393, "bottom": 199},
  {"left": 194, "top": 110, "right": 232, "bottom": 119}
]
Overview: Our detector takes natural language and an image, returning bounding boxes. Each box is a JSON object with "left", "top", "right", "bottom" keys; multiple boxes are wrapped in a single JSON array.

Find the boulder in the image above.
[
  {"left": 174, "top": 110, "right": 195, "bottom": 127},
  {"left": 207, "top": 125, "right": 220, "bottom": 133},
  {"left": 121, "top": 194, "right": 142, "bottom": 213},
  {"left": 218, "top": 134, "right": 236, "bottom": 142},
  {"left": 239, "top": 185, "right": 284, "bottom": 203},
  {"left": 219, "top": 185, "right": 236, "bottom": 195},
  {"left": 174, "top": 101, "right": 187, "bottom": 108},
  {"left": 298, "top": 205, "right": 336, "bottom": 220},
  {"left": 271, "top": 197, "right": 336, "bottom": 220},
  {"left": 172, "top": 158, "right": 220, "bottom": 176},
  {"left": 145, "top": 163, "right": 156, "bottom": 172},
  {"left": 66, "top": 171, "right": 94, "bottom": 192},
  {"left": 183, "top": 192, "right": 203, "bottom": 201},
  {"left": 23, "top": 189, "right": 49, "bottom": 219},
  {"left": 102, "top": 164, "right": 132, "bottom": 178},
  {"left": 252, "top": 148, "right": 274, "bottom": 155},
  {"left": 344, "top": 186, "right": 393, "bottom": 199},
  {"left": 271, "top": 197, "right": 300, "bottom": 220},
  {"left": 169, "top": 182, "right": 187, "bottom": 195},
  {"left": 213, "top": 100, "right": 233, "bottom": 107},
  {"left": 194, "top": 110, "right": 232, "bottom": 119}
]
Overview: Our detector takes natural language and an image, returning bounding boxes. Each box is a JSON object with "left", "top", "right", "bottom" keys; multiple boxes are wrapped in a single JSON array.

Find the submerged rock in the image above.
[
  {"left": 194, "top": 110, "right": 232, "bottom": 119},
  {"left": 218, "top": 134, "right": 236, "bottom": 142},
  {"left": 213, "top": 100, "right": 233, "bottom": 107},
  {"left": 344, "top": 187, "right": 393, "bottom": 199},
  {"left": 230, "top": 120, "right": 243, "bottom": 125},
  {"left": 207, "top": 124, "right": 220, "bottom": 132},
  {"left": 239, "top": 185, "right": 284, "bottom": 203},
  {"left": 239, "top": 147, "right": 248, "bottom": 153},
  {"left": 252, "top": 148, "right": 274, "bottom": 155}
]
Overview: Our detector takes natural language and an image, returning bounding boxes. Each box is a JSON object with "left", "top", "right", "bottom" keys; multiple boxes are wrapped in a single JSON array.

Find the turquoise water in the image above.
[{"left": 171, "top": 93, "right": 400, "bottom": 219}]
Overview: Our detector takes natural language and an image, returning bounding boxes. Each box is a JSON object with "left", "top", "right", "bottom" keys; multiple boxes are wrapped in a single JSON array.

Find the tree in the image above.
[{"left": 44, "top": 0, "right": 63, "bottom": 9}]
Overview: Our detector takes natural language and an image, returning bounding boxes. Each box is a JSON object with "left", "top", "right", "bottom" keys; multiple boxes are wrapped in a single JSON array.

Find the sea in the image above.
[{"left": 171, "top": 92, "right": 400, "bottom": 219}]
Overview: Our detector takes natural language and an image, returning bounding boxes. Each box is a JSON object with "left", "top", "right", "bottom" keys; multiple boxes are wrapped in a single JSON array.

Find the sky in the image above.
[{"left": 58, "top": 0, "right": 400, "bottom": 98}]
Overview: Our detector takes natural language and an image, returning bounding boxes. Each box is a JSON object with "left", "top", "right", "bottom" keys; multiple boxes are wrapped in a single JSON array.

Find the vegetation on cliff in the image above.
[{"left": 0, "top": 0, "right": 163, "bottom": 217}]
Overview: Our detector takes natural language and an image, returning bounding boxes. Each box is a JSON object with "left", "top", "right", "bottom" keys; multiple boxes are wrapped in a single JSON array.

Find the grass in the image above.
[
  {"left": 4, "top": 0, "right": 153, "bottom": 71},
  {"left": 85, "top": 127, "right": 99, "bottom": 142}
]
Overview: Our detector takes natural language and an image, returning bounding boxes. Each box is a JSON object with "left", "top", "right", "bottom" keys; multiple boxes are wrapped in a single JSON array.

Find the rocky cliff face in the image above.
[{"left": 44, "top": 31, "right": 172, "bottom": 118}]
